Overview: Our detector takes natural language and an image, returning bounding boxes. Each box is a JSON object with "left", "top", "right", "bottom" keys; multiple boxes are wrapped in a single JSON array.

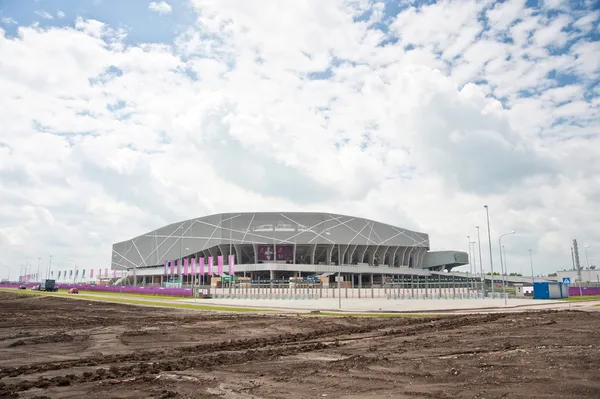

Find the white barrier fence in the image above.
[{"left": 205, "top": 284, "right": 491, "bottom": 300}]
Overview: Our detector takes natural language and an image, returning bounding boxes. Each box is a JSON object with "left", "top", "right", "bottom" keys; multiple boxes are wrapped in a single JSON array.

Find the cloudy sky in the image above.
[{"left": 0, "top": 0, "right": 598, "bottom": 279}]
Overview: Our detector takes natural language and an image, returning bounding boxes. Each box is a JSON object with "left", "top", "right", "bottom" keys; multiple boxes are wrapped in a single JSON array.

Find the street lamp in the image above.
[
  {"left": 585, "top": 245, "right": 590, "bottom": 269},
  {"left": 483, "top": 206, "right": 495, "bottom": 295},
  {"left": 470, "top": 241, "right": 477, "bottom": 291},
  {"left": 475, "top": 226, "right": 484, "bottom": 279},
  {"left": 69, "top": 260, "right": 78, "bottom": 284},
  {"left": 529, "top": 249, "right": 535, "bottom": 285},
  {"left": 498, "top": 231, "right": 515, "bottom": 306},
  {"left": 467, "top": 236, "right": 472, "bottom": 279}
]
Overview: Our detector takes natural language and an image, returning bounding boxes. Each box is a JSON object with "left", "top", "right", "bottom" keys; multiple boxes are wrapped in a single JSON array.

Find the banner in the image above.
[
  {"left": 98, "top": 269, "right": 101, "bottom": 280},
  {"left": 257, "top": 245, "right": 275, "bottom": 261},
  {"left": 176, "top": 259, "right": 181, "bottom": 276},
  {"left": 82, "top": 269, "right": 86, "bottom": 277},
  {"left": 217, "top": 256, "right": 223, "bottom": 275},
  {"left": 113, "top": 268, "right": 117, "bottom": 279},
  {"left": 163, "top": 261, "right": 168, "bottom": 276},
  {"left": 184, "top": 258, "right": 189, "bottom": 276},
  {"left": 208, "top": 256, "right": 213, "bottom": 275},
  {"left": 170, "top": 260, "right": 174, "bottom": 277},
  {"left": 228, "top": 254, "right": 235, "bottom": 275},
  {"left": 191, "top": 258, "right": 195, "bottom": 276},
  {"left": 104, "top": 268, "right": 108, "bottom": 278},
  {"left": 199, "top": 257, "right": 205, "bottom": 275},
  {"left": 276, "top": 245, "right": 294, "bottom": 261},
  {"left": 90, "top": 269, "right": 94, "bottom": 278}
]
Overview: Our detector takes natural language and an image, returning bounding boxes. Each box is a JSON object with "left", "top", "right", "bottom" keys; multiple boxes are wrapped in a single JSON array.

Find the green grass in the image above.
[
  {"left": 299, "top": 312, "right": 447, "bottom": 318},
  {"left": 70, "top": 294, "right": 272, "bottom": 312},
  {"left": 3, "top": 289, "right": 271, "bottom": 312},
  {"left": 56, "top": 289, "right": 186, "bottom": 300},
  {"left": 563, "top": 295, "right": 600, "bottom": 302},
  {"left": 3, "top": 287, "right": 189, "bottom": 300}
]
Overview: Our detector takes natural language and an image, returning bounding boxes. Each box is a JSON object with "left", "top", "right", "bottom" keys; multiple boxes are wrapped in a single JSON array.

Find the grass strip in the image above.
[
  {"left": 4, "top": 289, "right": 271, "bottom": 313},
  {"left": 56, "top": 289, "right": 186, "bottom": 300},
  {"left": 298, "top": 311, "right": 447, "bottom": 318},
  {"left": 563, "top": 295, "right": 600, "bottom": 302}
]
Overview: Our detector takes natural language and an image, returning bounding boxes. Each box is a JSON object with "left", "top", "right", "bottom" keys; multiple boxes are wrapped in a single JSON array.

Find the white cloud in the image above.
[
  {"left": 35, "top": 10, "right": 54, "bottom": 20},
  {"left": 148, "top": 1, "right": 172, "bottom": 15},
  {"left": 56, "top": 11, "right": 66, "bottom": 19},
  {"left": 0, "top": 1, "right": 599, "bottom": 280},
  {"left": 1, "top": 17, "right": 18, "bottom": 24}
]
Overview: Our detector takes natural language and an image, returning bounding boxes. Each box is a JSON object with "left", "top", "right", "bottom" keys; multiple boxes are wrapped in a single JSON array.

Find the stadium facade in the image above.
[{"left": 112, "top": 212, "right": 468, "bottom": 285}]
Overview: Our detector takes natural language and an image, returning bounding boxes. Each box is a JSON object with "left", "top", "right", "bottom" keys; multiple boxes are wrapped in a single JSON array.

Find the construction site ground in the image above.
[{"left": 0, "top": 291, "right": 599, "bottom": 399}]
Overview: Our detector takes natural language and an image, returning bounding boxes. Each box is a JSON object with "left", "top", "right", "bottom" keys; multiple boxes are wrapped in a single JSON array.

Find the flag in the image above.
[
  {"left": 217, "top": 256, "right": 223, "bottom": 275},
  {"left": 113, "top": 268, "right": 117, "bottom": 279},
  {"left": 229, "top": 254, "right": 235, "bottom": 275},
  {"left": 191, "top": 258, "right": 195, "bottom": 275},
  {"left": 176, "top": 259, "right": 181, "bottom": 276},
  {"left": 208, "top": 257, "right": 213, "bottom": 275},
  {"left": 90, "top": 269, "right": 94, "bottom": 278},
  {"left": 163, "top": 260, "right": 168, "bottom": 276},
  {"left": 98, "top": 269, "right": 101, "bottom": 280},
  {"left": 104, "top": 268, "right": 108, "bottom": 278},
  {"left": 170, "top": 260, "right": 174, "bottom": 277},
  {"left": 184, "top": 258, "right": 189, "bottom": 276},
  {"left": 199, "top": 257, "right": 205, "bottom": 275}
]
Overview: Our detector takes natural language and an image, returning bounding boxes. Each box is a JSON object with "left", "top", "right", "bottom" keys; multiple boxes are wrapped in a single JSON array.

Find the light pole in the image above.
[
  {"left": 529, "top": 249, "right": 535, "bottom": 285},
  {"left": 502, "top": 245, "right": 507, "bottom": 274},
  {"left": 471, "top": 241, "right": 477, "bottom": 290},
  {"left": 37, "top": 257, "right": 41, "bottom": 283},
  {"left": 467, "top": 236, "right": 472, "bottom": 280},
  {"left": 483, "top": 206, "right": 495, "bottom": 295},
  {"left": 585, "top": 245, "right": 590, "bottom": 269},
  {"left": 475, "top": 226, "right": 484, "bottom": 279},
  {"left": 498, "top": 231, "right": 515, "bottom": 306},
  {"left": 70, "top": 260, "right": 78, "bottom": 284},
  {"left": 47, "top": 255, "right": 52, "bottom": 281}
]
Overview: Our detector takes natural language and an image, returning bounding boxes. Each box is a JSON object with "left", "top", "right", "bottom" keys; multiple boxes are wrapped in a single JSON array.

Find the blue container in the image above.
[{"left": 533, "top": 282, "right": 569, "bottom": 299}]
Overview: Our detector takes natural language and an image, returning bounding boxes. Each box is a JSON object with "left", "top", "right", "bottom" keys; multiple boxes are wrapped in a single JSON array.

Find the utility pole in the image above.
[
  {"left": 529, "top": 249, "right": 535, "bottom": 285},
  {"left": 483, "top": 206, "right": 495, "bottom": 295}
]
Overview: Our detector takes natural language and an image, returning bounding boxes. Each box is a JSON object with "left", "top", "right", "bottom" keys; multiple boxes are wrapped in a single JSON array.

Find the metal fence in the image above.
[{"left": 206, "top": 281, "right": 491, "bottom": 300}]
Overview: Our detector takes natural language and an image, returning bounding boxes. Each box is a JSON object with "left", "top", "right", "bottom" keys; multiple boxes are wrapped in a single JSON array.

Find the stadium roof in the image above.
[{"left": 112, "top": 212, "right": 430, "bottom": 269}]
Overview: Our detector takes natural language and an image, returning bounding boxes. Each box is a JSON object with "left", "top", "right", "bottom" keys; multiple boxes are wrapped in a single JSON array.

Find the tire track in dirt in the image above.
[{"left": 0, "top": 313, "right": 510, "bottom": 395}]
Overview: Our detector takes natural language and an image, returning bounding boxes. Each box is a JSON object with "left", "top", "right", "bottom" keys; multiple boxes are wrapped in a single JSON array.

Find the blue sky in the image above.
[{"left": 1, "top": 0, "right": 191, "bottom": 44}]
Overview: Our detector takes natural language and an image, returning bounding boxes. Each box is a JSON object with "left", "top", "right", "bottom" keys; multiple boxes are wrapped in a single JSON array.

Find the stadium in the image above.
[{"left": 111, "top": 212, "right": 468, "bottom": 287}]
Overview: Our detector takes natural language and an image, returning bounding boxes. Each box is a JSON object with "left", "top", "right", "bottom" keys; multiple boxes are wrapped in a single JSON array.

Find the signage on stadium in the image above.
[{"left": 251, "top": 221, "right": 315, "bottom": 233}]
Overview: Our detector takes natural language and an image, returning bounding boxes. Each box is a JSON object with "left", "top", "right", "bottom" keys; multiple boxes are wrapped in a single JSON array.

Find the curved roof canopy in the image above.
[{"left": 112, "top": 212, "right": 429, "bottom": 268}]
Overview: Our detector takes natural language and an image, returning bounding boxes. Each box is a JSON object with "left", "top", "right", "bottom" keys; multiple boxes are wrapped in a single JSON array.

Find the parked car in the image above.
[
  {"left": 31, "top": 285, "right": 41, "bottom": 291},
  {"left": 68, "top": 288, "right": 79, "bottom": 294},
  {"left": 18, "top": 285, "right": 26, "bottom": 290}
]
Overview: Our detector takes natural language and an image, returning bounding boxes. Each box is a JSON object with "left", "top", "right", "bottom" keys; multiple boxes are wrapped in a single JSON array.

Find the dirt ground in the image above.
[{"left": 0, "top": 292, "right": 599, "bottom": 399}]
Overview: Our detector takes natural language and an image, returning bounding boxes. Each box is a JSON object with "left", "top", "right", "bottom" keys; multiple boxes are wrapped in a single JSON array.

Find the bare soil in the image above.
[{"left": 0, "top": 292, "right": 599, "bottom": 399}]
